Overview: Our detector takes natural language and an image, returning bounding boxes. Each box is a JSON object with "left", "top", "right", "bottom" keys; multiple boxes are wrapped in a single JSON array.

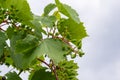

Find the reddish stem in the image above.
[
  {"left": 37, "top": 58, "right": 50, "bottom": 68},
  {"left": 37, "top": 58, "right": 59, "bottom": 80},
  {"left": 51, "top": 60, "right": 58, "bottom": 80},
  {"left": 0, "top": 28, "right": 5, "bottom": 31}
]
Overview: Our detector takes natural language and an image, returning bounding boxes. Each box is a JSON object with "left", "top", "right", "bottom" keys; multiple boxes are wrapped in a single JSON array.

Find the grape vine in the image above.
[{"left": 0, "top": 0, "right": 87, "bottom": 80}]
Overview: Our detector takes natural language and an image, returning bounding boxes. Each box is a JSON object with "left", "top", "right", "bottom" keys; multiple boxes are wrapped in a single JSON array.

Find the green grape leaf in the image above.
[
  {"left": 15, "top": 0, "right": 33, "bottom": 21},
  {"left": 6, "top": 26, "right": 15, "bottom": 39},
  {"left": 11, "top": 53, "right": 39, "bottom": 69},
  {"left": 2, "top": 46, "right": 13, "bottom": 66},
  {"left": 0, "top": 0, "right": 33, "bottom": 22},
  {"left": 10, "top": 30, "right": 25, "bottom": 52},
  {"left": 5, "top": 57, "right": 13, "bottom": 66},
  {"left": 39, "top": 16, "right": 56, "bottom": 28},
  {"left": 53, "top": 11, "right": 61, "bottom": 20},
  {"left": 5, "top": 72, "right": 22, "bottom": 80},
  {"left": 10, "top": 31, "right": 39, "bottom": 69},
  {"left": 0, "top": 31, "right": 6, "bottom": 58},
  {"left": 15, "top": 34, "right": 39, "bottom": 54},
  {"left": 9, "top": 31, "right": 27, "bottom": 69},
  {"left": 11, "top": 46, "right": 41, "bottom": 69},
  {"left": 31, "top": 15, "right": 45, "bottom": 39},
  {"left": 44, "top": 3, "right": 56, "bottom": 16},
  {"left": 55, "top": 0, "right": 80, "bottom": 23},
  {"left": 29, "top": 67, "right": 55, "bottom": 80},
  {"left": 57, "top": 60, "right": 79, "bottom": 80},
  {"left": 58, "top": 19, "right": 87, "bottom": 44},
  {"left": 33, "top": 38, "right": 69, "bottom": 64}
]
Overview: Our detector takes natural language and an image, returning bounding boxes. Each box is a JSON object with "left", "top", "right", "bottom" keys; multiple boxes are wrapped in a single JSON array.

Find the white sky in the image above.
[{"left": 0, "top": 0, "right": 120, "bottom": 80}]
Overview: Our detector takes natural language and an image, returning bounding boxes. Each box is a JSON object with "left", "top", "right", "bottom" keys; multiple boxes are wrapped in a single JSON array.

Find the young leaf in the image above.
[
  {"left": 44, "top": 3, "right": 56, "bottom": 16},
  {"left": 5, "top": 72, "right": 22, "bottom": 80},
  {"left": 31, "top": 16, "right": 43, "bottom": 39},
  {"left": 55, "top": 0, "right": 80, "bottom": 23},
  {"left": 39, "top": 16, "right": 56, "bottom": 28},
  {"left": 57, "top": 60, "right": 79, "bottom": 80},
  {"left": 31, "top": 15, "right": 47, "bottom": 35},
  {"left": 58, "top": 19, "right": 87, "bottom": 44},
  {"left": 53, "top": 11, "right": 61, "bottom": 20}
]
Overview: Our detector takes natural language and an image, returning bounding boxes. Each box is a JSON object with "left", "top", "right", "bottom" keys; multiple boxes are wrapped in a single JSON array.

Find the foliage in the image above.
[
  {"left": 5, "top": 72, "right": 22, "bottom": 80},
  {"left": 29, "top": 67, "right": 55, "bottom": 80},
  {"left": 56, "top": 60, "right": 79, "bottom": 80},
  {"left": 0, "top": 0, "right": 87, "bottom": 80}
]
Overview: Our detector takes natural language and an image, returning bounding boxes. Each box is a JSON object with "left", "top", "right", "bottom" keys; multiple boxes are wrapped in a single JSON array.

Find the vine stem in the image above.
[
  {"left": 0, "top": 23, "right": 7, "bottom": 28},
  {"left": 46, "top": 27, "right": 50, "bottom": 37},
  {"left": 52, "top": 35, "right": 80, "bottom": 54},
  {"left": 0, "top": 23, "right": 7, "bottom": 31},
  {"left": 0, "top": 28, "right": 5, "bottom": 31},
  {"left": 18, "top": 70, "right": 23, "bottom": 76},
  {"left": 37, "top": 58, "right": 50, "bottom": 68},
  {"left": 37, "top": 58, "right": 59, "bottom": 80},
  {"left": 51, "top": 60, "right": 59, "bottom": 80}
]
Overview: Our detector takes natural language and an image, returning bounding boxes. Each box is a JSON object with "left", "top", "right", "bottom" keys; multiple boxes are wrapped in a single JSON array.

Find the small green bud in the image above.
[
  {"left": 78, "top": 51, "right": 84, "bottom": 57},
  {"left": 55, "top": 32, "right": 59, "bottom": 36},
  {"left": 71, "top": 53, "right": 76, "bottom": 59}
]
